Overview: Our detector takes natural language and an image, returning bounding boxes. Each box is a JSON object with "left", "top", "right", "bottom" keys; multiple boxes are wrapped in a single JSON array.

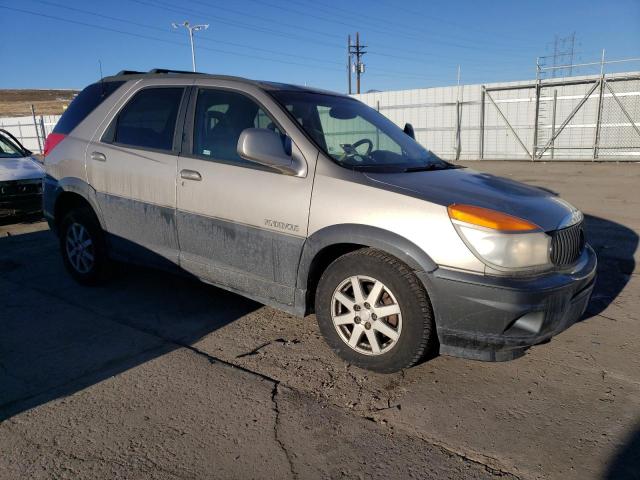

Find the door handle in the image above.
[
  {"left": 180, "top": 169, "right": 202, "bottom": 181},
  {"left": 91, "top": 151, "right": 106, "bottom": 162}
]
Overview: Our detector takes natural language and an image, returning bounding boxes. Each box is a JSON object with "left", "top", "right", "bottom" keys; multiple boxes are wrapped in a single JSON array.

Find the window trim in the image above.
[
  {"left": 181, "top": 85, "right": 292, "bottom": 173},
  {"left": 100, "top": 85, "right": 190, "bottom": 155}
]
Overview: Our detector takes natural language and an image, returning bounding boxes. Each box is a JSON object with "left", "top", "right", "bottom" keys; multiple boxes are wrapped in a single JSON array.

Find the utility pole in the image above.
[
  {"left": 348, "top": 32, "right": 366, "bottom": 94},
  {"left": 347, "top": 34, "right": 352, "bottom": 94},
  {"left": 172, "top": 21, "right": 209, "bottom": 72}
]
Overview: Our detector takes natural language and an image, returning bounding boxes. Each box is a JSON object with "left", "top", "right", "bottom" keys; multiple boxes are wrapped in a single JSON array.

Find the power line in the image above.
[
  {"left": 0, "top": 5, "right": 342, "bottom": 71},
  {"left": 126, "top": 0, "right": 473, "bottom": 76},
  {"left": 1, "top": 3, "right": 433, "bottom": 84},
  {"left": 132, "top": 0, "right": 345, "bottom": 50},
  {"left": 135, "top": 0, "right": 526, "bottom": 70},
  {"left": 27, "top": 0, "right": 344, "bottom": 68},
  {"left": 366, "top": 0, "right": 536, "bottom": 45},
  {"left": 183, "top": 0, "right": 344, "bottom": 41},
  {"left": 243, "top": 0, "right": 535, "bottom": 56},
  {"left": 287, "top": 0, "right": 536, "bottom": 51}
]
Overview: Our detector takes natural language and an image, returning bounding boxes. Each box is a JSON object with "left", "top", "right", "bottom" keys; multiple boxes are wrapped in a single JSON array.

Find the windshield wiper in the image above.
[
  {"left": 348, "top": 164, "right": 406, "bottom": 173},
  {"left": 404, "top": 162, "right": 463, "bottom": 172}
]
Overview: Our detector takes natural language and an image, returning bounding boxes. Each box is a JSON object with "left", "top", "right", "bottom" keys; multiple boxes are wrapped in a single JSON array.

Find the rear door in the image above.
[
  {"left": 176, "top": 83, "right": 317, "bottom": 307},
  {"left": 87, "top": 81, "right": 191, "bottom": 267}
]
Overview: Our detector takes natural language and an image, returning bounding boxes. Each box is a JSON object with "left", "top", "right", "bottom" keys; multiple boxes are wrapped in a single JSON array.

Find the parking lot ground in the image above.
[{"left": 1, "top": 161, "right": 639, "bottom": 479}]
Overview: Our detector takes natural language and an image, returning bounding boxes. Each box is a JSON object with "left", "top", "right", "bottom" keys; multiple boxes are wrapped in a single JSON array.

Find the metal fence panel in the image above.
[
  {"left": 0, "top": 114, "right": 61, "bottom": 154},
  {"left": 355, "top": 71, "right": 640, "bottom": 161}
]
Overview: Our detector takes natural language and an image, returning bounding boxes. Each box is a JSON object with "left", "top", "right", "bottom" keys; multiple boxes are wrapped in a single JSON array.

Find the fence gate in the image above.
[
  {"left": 480, "top": 84, "right": 537, "bottom": 160},
  {"left": 533, "top": 75, "right": 640, "bottom": 160},
  {"left": 477, "top": 73, "right": 640, "bottom": 161}
]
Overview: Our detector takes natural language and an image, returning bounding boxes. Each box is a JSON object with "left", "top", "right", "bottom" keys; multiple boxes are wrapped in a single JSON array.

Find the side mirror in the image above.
[
  {"left": 403, "top": 123, "right": 415, "bottom": 139},
  {"left": 237, "top": 128, "right": 300, "bottom": 176}
]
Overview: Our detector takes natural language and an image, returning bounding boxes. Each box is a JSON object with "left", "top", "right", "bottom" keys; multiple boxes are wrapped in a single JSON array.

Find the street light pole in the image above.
[{"left": 171, "top": 21, "right": 209, "bottom": 72}]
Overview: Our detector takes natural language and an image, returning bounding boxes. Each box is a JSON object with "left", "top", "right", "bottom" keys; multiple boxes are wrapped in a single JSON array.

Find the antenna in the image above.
[{"left": 98, "top": 60, "right": 105, "bottom": 95}]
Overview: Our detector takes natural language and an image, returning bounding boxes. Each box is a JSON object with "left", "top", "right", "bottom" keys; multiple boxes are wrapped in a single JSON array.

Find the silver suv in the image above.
[{"left": 43, "top": 70, "right": 597, "bottom": 373}]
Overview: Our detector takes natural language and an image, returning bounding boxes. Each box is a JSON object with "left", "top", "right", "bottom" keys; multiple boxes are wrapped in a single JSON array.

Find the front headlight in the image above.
[{"left": 448, "top": 204, "right": 551, "bottom": 271}]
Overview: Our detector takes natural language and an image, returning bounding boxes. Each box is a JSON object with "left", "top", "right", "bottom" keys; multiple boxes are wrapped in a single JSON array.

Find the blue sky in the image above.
[{"left": 1, "top": 0, "right": 639, "bottom": 91}]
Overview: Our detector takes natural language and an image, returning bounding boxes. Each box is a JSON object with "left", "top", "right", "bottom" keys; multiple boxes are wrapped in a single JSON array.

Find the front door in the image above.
[
  {"left": 176, "top": 86, "right": 314, "bottom": 307},
  {"left": 87, "top": 85, "right": 188, "bottom": 267}
]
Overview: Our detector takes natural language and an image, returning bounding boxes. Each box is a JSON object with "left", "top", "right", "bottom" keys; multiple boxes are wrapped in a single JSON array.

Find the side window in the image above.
[
  {"left": 193, "top": 89, "right": 283, "bottom": 165},
  {"left": 111, "top": 87, "right": 184, "bottom": 151},
  {"left": 54, "top": 81, "right": 124, "bottom": 135}
]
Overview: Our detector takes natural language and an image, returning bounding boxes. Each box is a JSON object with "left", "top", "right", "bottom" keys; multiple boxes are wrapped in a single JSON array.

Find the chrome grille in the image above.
[{"left": 550, "top": 221, "right": 585, "bottom": 266}]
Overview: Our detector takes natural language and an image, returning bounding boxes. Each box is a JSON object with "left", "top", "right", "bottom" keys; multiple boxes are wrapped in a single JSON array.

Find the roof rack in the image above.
[
  {"left": 113, "top": 70, "right": 145, "bottom": 76},
  {"left": 112, "top": 69, "right": 205, "bottom": 77},
  {"left": 147, "top": 68, "right": 204, "bottom": 75}
]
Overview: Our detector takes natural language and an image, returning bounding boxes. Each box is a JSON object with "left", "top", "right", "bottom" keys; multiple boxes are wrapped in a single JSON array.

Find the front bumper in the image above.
[
  {"left": 418, "top": 244, "right": 597, "bottom": 361},
  {"left": 0, "top": 179, "right": 43, "bottom": 217}
]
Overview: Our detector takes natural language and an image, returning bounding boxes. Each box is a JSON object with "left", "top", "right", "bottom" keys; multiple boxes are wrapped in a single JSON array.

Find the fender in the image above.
[
  {"left": 43, "top": 175, "right": 106, "bottom": 233},
  {"left": 296, "top": 223, "right": 438, "bottom": 291}
]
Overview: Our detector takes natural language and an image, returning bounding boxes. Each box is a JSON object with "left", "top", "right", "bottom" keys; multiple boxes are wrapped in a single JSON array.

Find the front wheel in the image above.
[{"left": 315, "top": 248, "right": 436, "bottom": 373}]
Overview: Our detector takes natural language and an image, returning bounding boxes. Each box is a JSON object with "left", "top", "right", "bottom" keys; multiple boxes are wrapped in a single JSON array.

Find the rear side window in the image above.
[
  {"left": 53, "top": 81, "right": 124, "bottom": 135},
  {"left": 110, "top": 87, "right": 184, "bottom": 151}
]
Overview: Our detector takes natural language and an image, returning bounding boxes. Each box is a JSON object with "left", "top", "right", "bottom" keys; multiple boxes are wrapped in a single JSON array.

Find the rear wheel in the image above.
[
  {"left": 316, "top": 248, "right": 436, "bottom": 373},
  {"left": 59, "top": 207, "right": 110, "bottom": 285}
]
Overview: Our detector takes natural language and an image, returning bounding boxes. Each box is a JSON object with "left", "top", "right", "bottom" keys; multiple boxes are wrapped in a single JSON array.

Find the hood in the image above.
[
  {"left": 0, "top": 157, "right": 45, "bottom": 182},
  {"left": 364, "top": 167, "right": 579, "bottom": 232}
]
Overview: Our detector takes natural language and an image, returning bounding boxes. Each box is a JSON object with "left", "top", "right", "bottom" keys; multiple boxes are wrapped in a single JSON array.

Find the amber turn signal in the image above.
[{"left": 448, "top": 204, "right": 540, "bottom": 232}]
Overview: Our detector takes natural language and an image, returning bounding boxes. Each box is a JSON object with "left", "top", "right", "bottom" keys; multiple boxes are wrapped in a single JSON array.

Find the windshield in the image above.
[
  {"left": 0, "top": 135, "right": 24, "bottom": 159},
  {"left": 271, "top": 91, "right": 452, "bottom": 172}
]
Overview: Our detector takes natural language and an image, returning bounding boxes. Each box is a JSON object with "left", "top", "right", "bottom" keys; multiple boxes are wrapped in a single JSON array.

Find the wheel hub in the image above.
[
  {"left": 331, "top": 275, "right": 402, "bottom": 356},
  {"left": 65, "top": 222, "right": 95, "bottom": 274}
]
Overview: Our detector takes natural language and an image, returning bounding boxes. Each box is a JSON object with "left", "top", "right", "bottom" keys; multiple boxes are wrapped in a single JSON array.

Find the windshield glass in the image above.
[
  {"left": 0, "top": 135, "right": 24, "bottom": 159},
  {"left": 271, "top": 91, "right": 452, "bottom": 172}
]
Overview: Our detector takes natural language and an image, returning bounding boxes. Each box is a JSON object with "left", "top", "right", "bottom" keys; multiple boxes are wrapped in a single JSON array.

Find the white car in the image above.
[{"left": 0, "top": 129, "right": 44, "bottom": 217}]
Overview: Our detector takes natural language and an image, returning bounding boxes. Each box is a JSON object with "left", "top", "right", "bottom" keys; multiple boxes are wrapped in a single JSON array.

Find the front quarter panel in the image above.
[{"left": 308, "top": 164, "right": 485, "bottom": 274}]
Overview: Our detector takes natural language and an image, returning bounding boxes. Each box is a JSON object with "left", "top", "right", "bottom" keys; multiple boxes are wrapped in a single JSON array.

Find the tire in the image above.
[
  {"left": 59, "top": 206, "right": 111, "bottom": 286},
  {"left": 316, "top": 248, "right": 436, "bottom": 373}
]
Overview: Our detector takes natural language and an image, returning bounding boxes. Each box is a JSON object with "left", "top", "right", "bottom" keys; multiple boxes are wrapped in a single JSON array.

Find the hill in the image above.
[{"left": 0, "top": 89, "right": 78, "bottom": 116}]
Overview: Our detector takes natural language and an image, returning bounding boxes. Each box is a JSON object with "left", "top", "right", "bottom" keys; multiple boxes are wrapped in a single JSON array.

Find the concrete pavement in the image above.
[{"left": 1, "top": 161, "right": 638, "bottom": 479}]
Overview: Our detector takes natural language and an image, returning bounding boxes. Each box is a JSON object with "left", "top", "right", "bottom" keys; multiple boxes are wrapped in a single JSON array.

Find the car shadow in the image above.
[
  {"left": 0, "top": 212, "right": 636, "bottom": 421},
  {"left": 604, "top": 421, "right": 640, "bottom": 479},
  {"left": 0, "top": 212, "right": 43, "bottom": 227},
  {"left": 581, "top": 214, "right": 638, "bottom": 320},
  {"left": 0, "top": 229, "right": 259, "bottom": 421}
]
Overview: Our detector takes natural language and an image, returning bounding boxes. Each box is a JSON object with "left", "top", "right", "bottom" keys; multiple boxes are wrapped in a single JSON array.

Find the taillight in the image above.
[{"left": 43, "top": 133, "right": 66, "bottom": 157}]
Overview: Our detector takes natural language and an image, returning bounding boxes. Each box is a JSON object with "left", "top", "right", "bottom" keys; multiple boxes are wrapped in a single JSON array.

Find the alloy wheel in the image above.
[
  {"left": 65, "top": 222, "right": 95, "bottom": 274},
  {"left": 331, "top": 275, "right": 402, "bottom": 355}
]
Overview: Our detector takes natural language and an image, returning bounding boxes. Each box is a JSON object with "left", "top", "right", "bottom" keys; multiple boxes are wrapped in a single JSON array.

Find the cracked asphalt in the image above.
[{"left": 1, "top": 161, "right": 639, "bottom": 479}]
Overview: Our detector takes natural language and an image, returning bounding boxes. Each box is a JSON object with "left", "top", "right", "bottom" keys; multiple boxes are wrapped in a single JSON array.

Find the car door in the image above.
[
  {"left": 87, "top": 82, "right": 190, "bottom": 268},
  {"left": 176, "top": 83, "right": 316, "bottom": 308}
]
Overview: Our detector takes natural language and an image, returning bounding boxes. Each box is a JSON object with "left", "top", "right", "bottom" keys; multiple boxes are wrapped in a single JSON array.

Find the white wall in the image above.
[
  {"left": 354, "top": 72, "right": 640, "bottom": 160},
  {"left": 0, "top": 114, "right": 61, "bottom": 154}
]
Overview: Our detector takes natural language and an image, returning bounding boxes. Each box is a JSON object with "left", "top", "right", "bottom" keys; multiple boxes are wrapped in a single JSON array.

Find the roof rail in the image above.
[
  {"left": 147, "top": 68, "right": 204, "bottom": 75},
  {"left": 114, "top": 70, "right": 145, "bottom": 76},
  {"left": 110, "top": 69, "right": 204, "bottom": 78}
]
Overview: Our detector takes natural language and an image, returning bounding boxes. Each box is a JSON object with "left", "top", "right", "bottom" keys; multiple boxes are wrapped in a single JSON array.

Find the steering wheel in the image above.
[
  {"left": 351, "top": 138, "right": 373, "bottom": 156},
  {"left": 339, "top": 138, "right": 373, "bottom": 162}
]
